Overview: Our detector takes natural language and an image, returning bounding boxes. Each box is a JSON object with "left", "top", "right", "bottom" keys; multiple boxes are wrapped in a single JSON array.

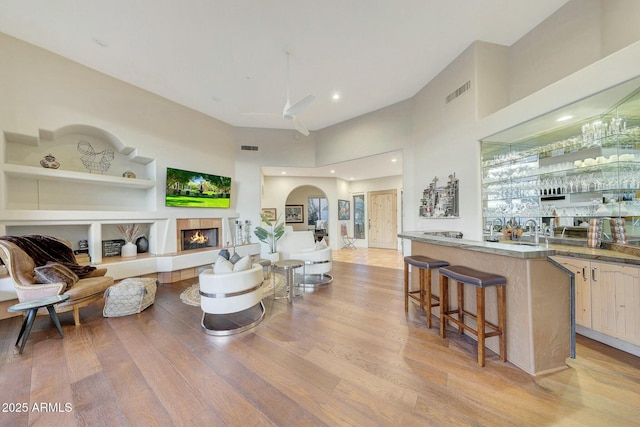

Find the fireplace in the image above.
[
  {"left": 181, "top": 228, "right": 218, "bottom": 251},
  {"left": 176, "top": 218, "right": 222, "bottom": 252}
]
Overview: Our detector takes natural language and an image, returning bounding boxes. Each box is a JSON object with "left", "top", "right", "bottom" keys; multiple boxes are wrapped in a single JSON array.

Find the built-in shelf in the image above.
[{"left": 3, "top": 163, "right": 155, "bottom": 189}]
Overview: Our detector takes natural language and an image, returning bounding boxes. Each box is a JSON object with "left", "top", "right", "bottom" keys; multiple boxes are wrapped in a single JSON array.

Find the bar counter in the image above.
[
  {"left": 399, "top": 232, "right": 577, "bottom": 375},
  {"left": 400, "top": 231, "right": 640, "bottom": 375}
]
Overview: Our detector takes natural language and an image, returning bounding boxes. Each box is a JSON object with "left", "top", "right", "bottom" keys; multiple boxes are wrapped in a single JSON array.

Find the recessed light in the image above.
[
  {"left": 281, "top": 171, "right": 287, "bottom": 175},
  {"left": 332, "top": 92, "right": 341, "bottom": 101},
  {"left": 556, "top": 115, "right": 573, "bottom": 122},
  {"left": 330, "top": 170, "right": 335, "bottom": 174},
  {"left": 349, "top": 177, "right": 354, "bottom": 181},
  {"left": 391, "top": 158, "right": 397, "bottom": 162}
]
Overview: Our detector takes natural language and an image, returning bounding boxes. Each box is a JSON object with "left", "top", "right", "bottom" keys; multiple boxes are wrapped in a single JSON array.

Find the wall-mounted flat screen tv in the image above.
[{"left": 165, "top": 167, "right": 231, "bottom": 208}]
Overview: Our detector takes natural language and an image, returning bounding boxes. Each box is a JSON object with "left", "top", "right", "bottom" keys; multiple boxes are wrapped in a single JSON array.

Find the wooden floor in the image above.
[
  {"left": 0, "top": 252, "right": 639, "bottom": 426},
  {"left": 331, "top": 247, "right": 405, "bottom": 270}
]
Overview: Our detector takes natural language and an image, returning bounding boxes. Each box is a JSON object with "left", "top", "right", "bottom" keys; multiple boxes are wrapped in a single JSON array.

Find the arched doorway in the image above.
[{"left": 285, "top": 185, "right": 328, "bottom": 242}]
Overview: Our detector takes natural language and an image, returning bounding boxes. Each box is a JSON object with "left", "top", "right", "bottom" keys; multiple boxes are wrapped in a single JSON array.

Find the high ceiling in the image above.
[{"left": 0, "top": 0, "right": 569, "bottom": 180}]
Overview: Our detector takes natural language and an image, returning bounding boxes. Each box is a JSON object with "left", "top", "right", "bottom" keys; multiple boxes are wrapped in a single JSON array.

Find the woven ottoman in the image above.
[{"left": 103, "top": 277, "right": 158, "bottom": 318}]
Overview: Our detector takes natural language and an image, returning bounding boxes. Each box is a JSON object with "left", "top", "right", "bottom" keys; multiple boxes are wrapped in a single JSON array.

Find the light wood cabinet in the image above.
[
  {"left": 553, "top": 256, "right": 592, "bottom": 328},
  {"left": 553, "top": 256, "right": 640, "bottom": 347},
  {"left": 591, "top": 262, "right": 640, "bottom": 346}
]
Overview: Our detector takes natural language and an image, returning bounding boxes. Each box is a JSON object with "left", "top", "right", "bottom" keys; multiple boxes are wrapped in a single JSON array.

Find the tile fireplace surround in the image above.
[{"left": 176, "top": 218, "right": 222, "bottom": 253}]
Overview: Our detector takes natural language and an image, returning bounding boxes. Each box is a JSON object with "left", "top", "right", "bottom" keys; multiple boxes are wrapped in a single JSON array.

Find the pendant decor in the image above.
[{"left": 77, "top": 140, "right": 114, "bottom": 174}]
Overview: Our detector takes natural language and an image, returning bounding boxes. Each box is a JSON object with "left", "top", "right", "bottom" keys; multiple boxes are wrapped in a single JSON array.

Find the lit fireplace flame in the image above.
[{"left": 189, "top": 230, "right": 209, "bottom": 244}]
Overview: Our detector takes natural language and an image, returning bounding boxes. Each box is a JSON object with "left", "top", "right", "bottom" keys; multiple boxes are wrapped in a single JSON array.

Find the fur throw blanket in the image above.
[{"left": 0, "top": 235, "right": 96, "bottom": 278}]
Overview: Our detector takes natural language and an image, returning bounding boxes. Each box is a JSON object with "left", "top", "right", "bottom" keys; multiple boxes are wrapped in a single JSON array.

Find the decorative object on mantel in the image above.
[
  {"left": 255, "top": 213, "right": 285, "bottom": 257},
  {"left": 40, "top": 153, "right": 60, "bottom": 169},
  {"left": 135, "top": 235, "right": 149, "bottom": 253},
  {"left": 102, "top": 239, "right": 125, "bottom": 257},
  {"left": 234, "top": 220, "right": 244, "bottom": 246},
  {"left": 122, "top": 170, "right": 136, "bottom": 178},
  {"left": 419, "top": 173, "right": 459, "bottom": 218},
  {"left": 244, "top": 220, "right": 251, "bottom": 244},
  {"left": 116, "top": 223, "right": 144, "bottom": 257},
  {"left": 77, "top": 140, "right": 114, "bottom": 174}
]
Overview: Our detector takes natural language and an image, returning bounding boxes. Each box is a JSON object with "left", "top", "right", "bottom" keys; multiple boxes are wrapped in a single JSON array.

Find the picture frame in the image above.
[
  {"left": 285, "top": 204, "right": 304, "bottom": 223},
  {"left": 338, "top": 199, "right": 350, "bottom": 220},
  {"left": 261, "top": 208, "right": 277, "bottom": 222}
]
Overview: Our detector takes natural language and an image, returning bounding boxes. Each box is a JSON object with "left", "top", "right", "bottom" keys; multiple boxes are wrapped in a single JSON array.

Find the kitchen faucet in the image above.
[{"left": 524, "top": 219, "right": 539, "bottom": 244}]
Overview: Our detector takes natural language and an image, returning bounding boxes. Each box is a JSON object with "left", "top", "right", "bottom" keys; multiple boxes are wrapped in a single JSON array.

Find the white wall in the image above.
[
  {"left": 233, "top": 127, "right": 318, "bottom": 247},
  {"left": 314, "top": 0, "right": 640, "bottom": 246},
  {"left": 3, "top": 0, "right": 640, "bottom": 260},
  {"left": 0, "top": 33, "right": 238, "bottom": 255}
]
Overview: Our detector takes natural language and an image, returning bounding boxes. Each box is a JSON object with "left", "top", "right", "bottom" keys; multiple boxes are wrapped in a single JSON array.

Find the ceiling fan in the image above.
[{"left": 244, "top": 50, "right": 315, "bottom": 136}]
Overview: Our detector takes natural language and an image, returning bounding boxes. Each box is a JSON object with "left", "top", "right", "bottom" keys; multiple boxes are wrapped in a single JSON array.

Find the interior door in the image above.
[{"left": 368, "top": 189, "right": 397, "bottom": 249}]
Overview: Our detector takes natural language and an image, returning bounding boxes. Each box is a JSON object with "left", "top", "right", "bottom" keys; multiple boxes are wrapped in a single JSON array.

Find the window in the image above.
[
  {"left": 353, "top": 194, "right": 365, "bottom": 239},
  {"left": 307, "top": 197, "right": 328, "bottom": 227}
]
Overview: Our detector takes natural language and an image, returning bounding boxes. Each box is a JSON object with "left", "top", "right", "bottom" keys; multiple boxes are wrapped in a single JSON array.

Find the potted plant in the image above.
[
  {"left": 254, "top": 213, "right": 285, "bottom": 262},
  {"left": 117, "top": 223, "right": 144, "bottom": 257}
]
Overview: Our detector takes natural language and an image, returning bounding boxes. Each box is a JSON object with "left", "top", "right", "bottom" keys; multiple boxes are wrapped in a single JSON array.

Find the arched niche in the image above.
[
  {"left": 285, "top": 185, "right": 328, "bottom": 234},
  {"left": 4, "top": 124, "right": 154, "bottom": 179}
]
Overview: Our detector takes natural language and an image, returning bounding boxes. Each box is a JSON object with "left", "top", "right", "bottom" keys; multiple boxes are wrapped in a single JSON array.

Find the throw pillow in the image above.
[
  {"left": 229, "top": 251, "right": 241, "bottom": 264},
  {"left": 232, "top": 255, "right": 252, "bottom": 272},
  {"left": 34, "top": 262, "right": 79, "bottom": 291},
  {"left": 218, "top": 248, "right": 230, "bottom": 260},
  {"left": 213, "top": 256, "right": 234, "bottom": 274},
  {"left": 315, "top": 239, "right": 328, "bottom": 250}
]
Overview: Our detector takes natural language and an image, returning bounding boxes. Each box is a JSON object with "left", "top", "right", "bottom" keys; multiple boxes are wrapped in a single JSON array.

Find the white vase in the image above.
[
  {"left": 121, "top": 242, "right": 137, "bottom": 258},
  {"left": 263, "top": 252, "right": 280, "bottom": 263}
]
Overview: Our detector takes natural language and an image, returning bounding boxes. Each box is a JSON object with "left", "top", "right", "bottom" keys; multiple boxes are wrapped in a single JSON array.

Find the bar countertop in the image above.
[{"left": 398, "top": 231, "right": 640, "bottom": 265}]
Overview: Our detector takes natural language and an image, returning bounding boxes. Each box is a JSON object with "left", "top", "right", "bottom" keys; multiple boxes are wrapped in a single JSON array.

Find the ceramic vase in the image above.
[
  {"left": 136, "top": 236, "right": 149, "bottom": 253},
  {"left": 263, "top": 252, "right": 280, "bottom": 263},
  {"left": 121, "top": 242, "right": 137, "bottom": 257}
]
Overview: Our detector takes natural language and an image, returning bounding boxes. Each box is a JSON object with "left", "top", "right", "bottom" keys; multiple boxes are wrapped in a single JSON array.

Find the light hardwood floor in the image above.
[
  {"left": 331, "top": 247, "right": 405, "bottom": 270},
  {"left": 0, "top": 250, "right": 638, "bottom": 426}
]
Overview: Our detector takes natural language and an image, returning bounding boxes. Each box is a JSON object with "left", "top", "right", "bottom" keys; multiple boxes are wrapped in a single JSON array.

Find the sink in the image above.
[{"left": 484, "top": 239, "right": 539, "bottom": 247}]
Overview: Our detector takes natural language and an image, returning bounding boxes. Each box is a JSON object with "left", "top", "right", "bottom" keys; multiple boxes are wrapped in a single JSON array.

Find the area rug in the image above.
[{"left": 180, "top": 273, "right": 284, "bottom": 306}]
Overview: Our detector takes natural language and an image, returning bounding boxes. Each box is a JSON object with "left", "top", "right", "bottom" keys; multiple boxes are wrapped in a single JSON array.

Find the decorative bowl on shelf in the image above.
[{"left": 40, "top": 154, "right": 60, "bottom": 169}]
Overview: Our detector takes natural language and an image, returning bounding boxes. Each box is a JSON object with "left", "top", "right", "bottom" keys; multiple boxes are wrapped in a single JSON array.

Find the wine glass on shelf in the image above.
[{"left": 568, "top": 176, "right": 575, "bottom": 194}]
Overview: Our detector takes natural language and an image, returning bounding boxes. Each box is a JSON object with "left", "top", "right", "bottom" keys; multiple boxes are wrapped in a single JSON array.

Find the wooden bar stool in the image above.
[
  {"left": 438, "top": 265, "right": 506, "bottom": 367},
  {"left": 404, "top": 255, "right": 449, "bottom": 328}
]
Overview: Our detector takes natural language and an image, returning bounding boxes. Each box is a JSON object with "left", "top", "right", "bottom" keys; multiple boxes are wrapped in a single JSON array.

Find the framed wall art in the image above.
[
  {"left": 338, "top": 199, "right": 350, "bottom": 220},
  {"left": 285, "top": 205, "right": 304, "bottom": 223},
  {"left": 261, "top": 208, "right": 277, "bottom": 221}
]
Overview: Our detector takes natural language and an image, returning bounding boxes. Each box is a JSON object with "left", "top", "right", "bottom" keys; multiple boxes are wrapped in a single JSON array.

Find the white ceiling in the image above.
[{"left": 0, "top": 0, "right": 569, "bottom": 179}]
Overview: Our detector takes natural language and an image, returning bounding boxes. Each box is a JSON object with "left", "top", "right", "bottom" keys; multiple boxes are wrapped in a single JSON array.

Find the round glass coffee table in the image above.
[
  {"left": 8, "top": 294, "right": 69, "bottom": 354},
  {"left": 273, "top": 260, "right": 304, "bottom": 303}
]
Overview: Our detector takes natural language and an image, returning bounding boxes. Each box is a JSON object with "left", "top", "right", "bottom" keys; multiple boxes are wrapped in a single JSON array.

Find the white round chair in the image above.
[{"left": 199, "top": 264, "right": 265, "bottom": 336}]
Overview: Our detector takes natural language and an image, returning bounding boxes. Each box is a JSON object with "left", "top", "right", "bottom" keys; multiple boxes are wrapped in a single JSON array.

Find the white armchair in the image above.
[
  {"left": 277, "top": 226, "right": 333, "bottom": 285},
  {"left": 199, "top": 264, "right": 265, "bottom": 335}
]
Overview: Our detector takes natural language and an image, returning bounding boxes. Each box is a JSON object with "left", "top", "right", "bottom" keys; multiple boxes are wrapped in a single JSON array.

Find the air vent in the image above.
[
  {"left": 241, "top": 145, "right": 259, "bottom": 151},
  {"left": 445, "top": 80, "right": 471, "bottom": 104}
]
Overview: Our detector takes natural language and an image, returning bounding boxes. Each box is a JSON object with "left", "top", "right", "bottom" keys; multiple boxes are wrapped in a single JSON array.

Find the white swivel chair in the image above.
[
  {"left": 278, "top": 227, "right": 333, "bottom": 286},
  {"left": 199, "top": 264, "right": 265, "bottom": 336}
]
